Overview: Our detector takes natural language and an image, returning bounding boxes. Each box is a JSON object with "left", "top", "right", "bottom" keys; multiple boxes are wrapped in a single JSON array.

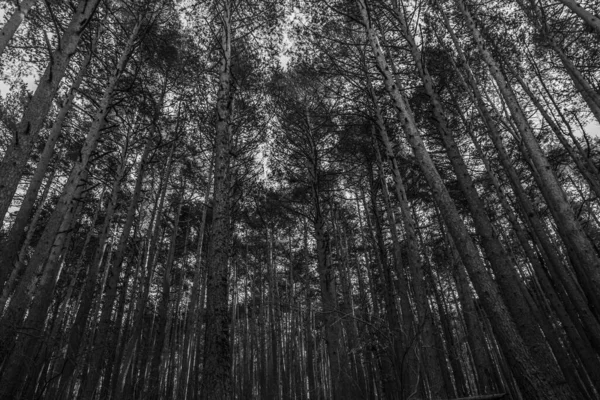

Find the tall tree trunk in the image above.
[
  {"left": 356, "top": 2, "right": 573, "bottom": 398},
  {"left": 0, "top": 169, "right": 54, "bottom": 313},
  {"left": 42, "top": 181, "right": 107, "bottom": 397},
  {"left": 389, "top": 7, "right": 572, "bottom": 395},
  {"left": 86, "top": 141, "right": 171, "bottom": 400},
  {"left": 147, "top": 185, "right": 184, "bottom": 399},
  {"left": 455, "top": 0, "right": 600, "bottom": 319},
  {"left": 372, "top": 152, "right": 414, "bottom": 398},
  {"left": 439, "top": 12, "right": 600, "bottom": 354},
  {"left": 447, "top": 233, "right": 498, "bottom": 395},
  {"left": 0, "top": 0, "right": 100, "bottom": 223},
  {"left": 201, "top": 1, "right": 235, "bottom": 396},
  {"left": 0, "top": 37, "right": 96, "bottom": 289},
  {"left": 368, "top": 82, "right": 446, "bottom": 399},
  {"left": 113, "top": 155, "right": 171, "bottom": 399},
  {"left": 0, "top": 170, "right": 87, "bottom": 398},
  {"left": 267, "top": 226, "right": 280, "bottom": 400},
  {"left": 179, "top": 166, "right": 212, "bottom": 400},
  {"left": 56, "top": 144, "right": 149, "bottom": 399},
  {"left": 0, "top": 18, "right": 140, "bottom": 366},
  {"left": 303, "top": 106, "right": 351, "bottom": 400},
  {"left": 366, "top": 165, "right": 402, "bottom": 400}
]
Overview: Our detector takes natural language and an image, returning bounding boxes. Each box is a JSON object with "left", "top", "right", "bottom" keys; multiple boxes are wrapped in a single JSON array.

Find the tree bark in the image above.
[
  {"left": 0, "top": 0, "right": 100, "bottom": 222},
  {"left": 178, "top": 166, "right": 212, "bottom": 400},
  {"left": 147, "top": 185, "right": 184, "bottom": 399},
  {"left": 55, "top": 144, "right": 149, "bottom": 399},
  {"left": 0, "top": 19, "right": 140, "bottom": 366},
  {"left": 356, "top": 1, "right": 574, "bottom": 398},
  {"left": 0, "top": 0, "right": 38, "bottom": 58},
  {"left": 367, "top": 70, "right": 444, "bottom": 397},
  {"left": 0, "top": 169, "right": 54, "bottom": 313},
  {"left": 455, "top": 0, "right": 600, "bottom": 319},
  {"left": 389, "top": 8, "right": 571, "bottom": 395},
  {"left": 201, "top": 2, "right": 235, "bottom": 397},
  {"left": 0, "top": 170, "right": 86, "bottom": 398},
  {"left": 113, "top": 147, "right": 172, "bottom": 399},
  {"left": 557, "top": 0, "right": 600, "bottom": 35},
  {"left": 439, "top": 12, "right": 600, "bottom": 355},
  {"left": 0, "top": 36, "right": 95, "bottom": 289}
]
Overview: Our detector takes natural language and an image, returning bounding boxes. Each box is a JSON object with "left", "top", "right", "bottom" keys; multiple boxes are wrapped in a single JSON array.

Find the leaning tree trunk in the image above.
[
  {"left": 0, "top": 170, "right": 87, "bottom": 398},
  {"left": 52, "top": 145, "right": 147, "bottom": 399},
  {"left": 391, "top": 4, "right": 573, "bottom": 395},
  {"left": 0, "top": 34, "right": 96, "bottom": 289},
  {"left": 113, "top": 146, "right": 173, "bottom": 399},
  {"left": 147, "top": 186, "right": 184, "bottom": 399},
  {"left": 439, "top": 12, "right": 600, "bottom": 354},
  {"left": 0, "top": 0, "right": 38, "bottom": 58},
  {"left": 0, "top": 0, "right": 100, "bottom": 224},
  {"left": 556, "top": 0, "right": 600, "bottom": 35},
  {"left": 178, "top": 166, "right": 212, "bottom": 400},
  {"left": 356, "top": 1, "right": 574, "bottom": 398},
  {"left": 0, "top": 18, "right": 140, "bottom": 365},
  {"left": 0, "top": 169, "right": 54, "bottom": 313},
  {"left": 367, "top": 70, "right": 447, "bottom": 398},
  {"left": 455, "top": 0, "right": 600, "bottom": 319}
]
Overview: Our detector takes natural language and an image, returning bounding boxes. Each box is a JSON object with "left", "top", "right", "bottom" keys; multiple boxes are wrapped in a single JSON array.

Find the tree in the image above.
[{"left": 0, "top": 0, "right": 599, "bottom": 398}]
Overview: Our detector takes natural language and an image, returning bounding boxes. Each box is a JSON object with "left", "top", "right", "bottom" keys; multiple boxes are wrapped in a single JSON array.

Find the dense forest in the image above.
[{"left": 1, "top": 0, "right": 600, "bottom": 399}]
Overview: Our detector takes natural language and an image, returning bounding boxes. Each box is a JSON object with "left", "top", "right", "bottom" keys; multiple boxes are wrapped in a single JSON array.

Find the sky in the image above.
[{"left": 586, "top": 120, "right": 600, "bottom": 137}]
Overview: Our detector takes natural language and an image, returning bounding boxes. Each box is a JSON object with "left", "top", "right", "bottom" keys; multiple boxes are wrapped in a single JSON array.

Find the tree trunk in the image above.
[
  {"left": 56, "top": 144, "right": 149, "bottom": 398},
  {"left": 0, "top": 170, "right": 86, "bottom": 398},
  {"left": 0, "top": 38, "right": 95, "bottom": 290},
  {"left": 366, "top": 165, "right": 402, "bottom": 400},
  {"left": 390, "top": 7, "right": 572, "bottom": 395},
  {"left": 147, "top": 186, "right": 184, "bottom": 399},
  {"left": 0, "top": 0, "right": 38, "bottom": 58},
  {"left": 557, "top": 0, "right": 600, "bottom": 34},
  {"left": 356, "top": 1, "right": 574, "bottom": 398},
  {"left": 372, "top": 97, "right": 447, "bottom": 400},
  {"left": 455, "top": 0, "right": 600, "bottom": 320},
  {"left": 513, "top": 71, "right": 600, "bottom": 199},
  {"left": 179, "top": 166, "right": 212, "bottom": 400},
  {"left": 0, "top": 20, "right": 141, "bottom": 372},
  {"left": 43, "top": 183, "right": 107, "bottom": 398},
  {"left": 440, "top": 12, "right": 600, "bottom": 355},
  {"left": 201, "top": 2, "right": 235, "bottom": 397},
  {"left": 0, "top": 0, "right": 100, "bottom": 222},
  {"left": 0, "top": 169, "right": 54, "bottom": 313},
  {"left": 448, "top": 234, "right": 498, "bottom": 395}
]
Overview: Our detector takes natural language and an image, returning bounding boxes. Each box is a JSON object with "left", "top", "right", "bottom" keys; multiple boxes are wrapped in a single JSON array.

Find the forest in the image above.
[{"left": 0, "top": 0, "right": 600, "bottom": 399}]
